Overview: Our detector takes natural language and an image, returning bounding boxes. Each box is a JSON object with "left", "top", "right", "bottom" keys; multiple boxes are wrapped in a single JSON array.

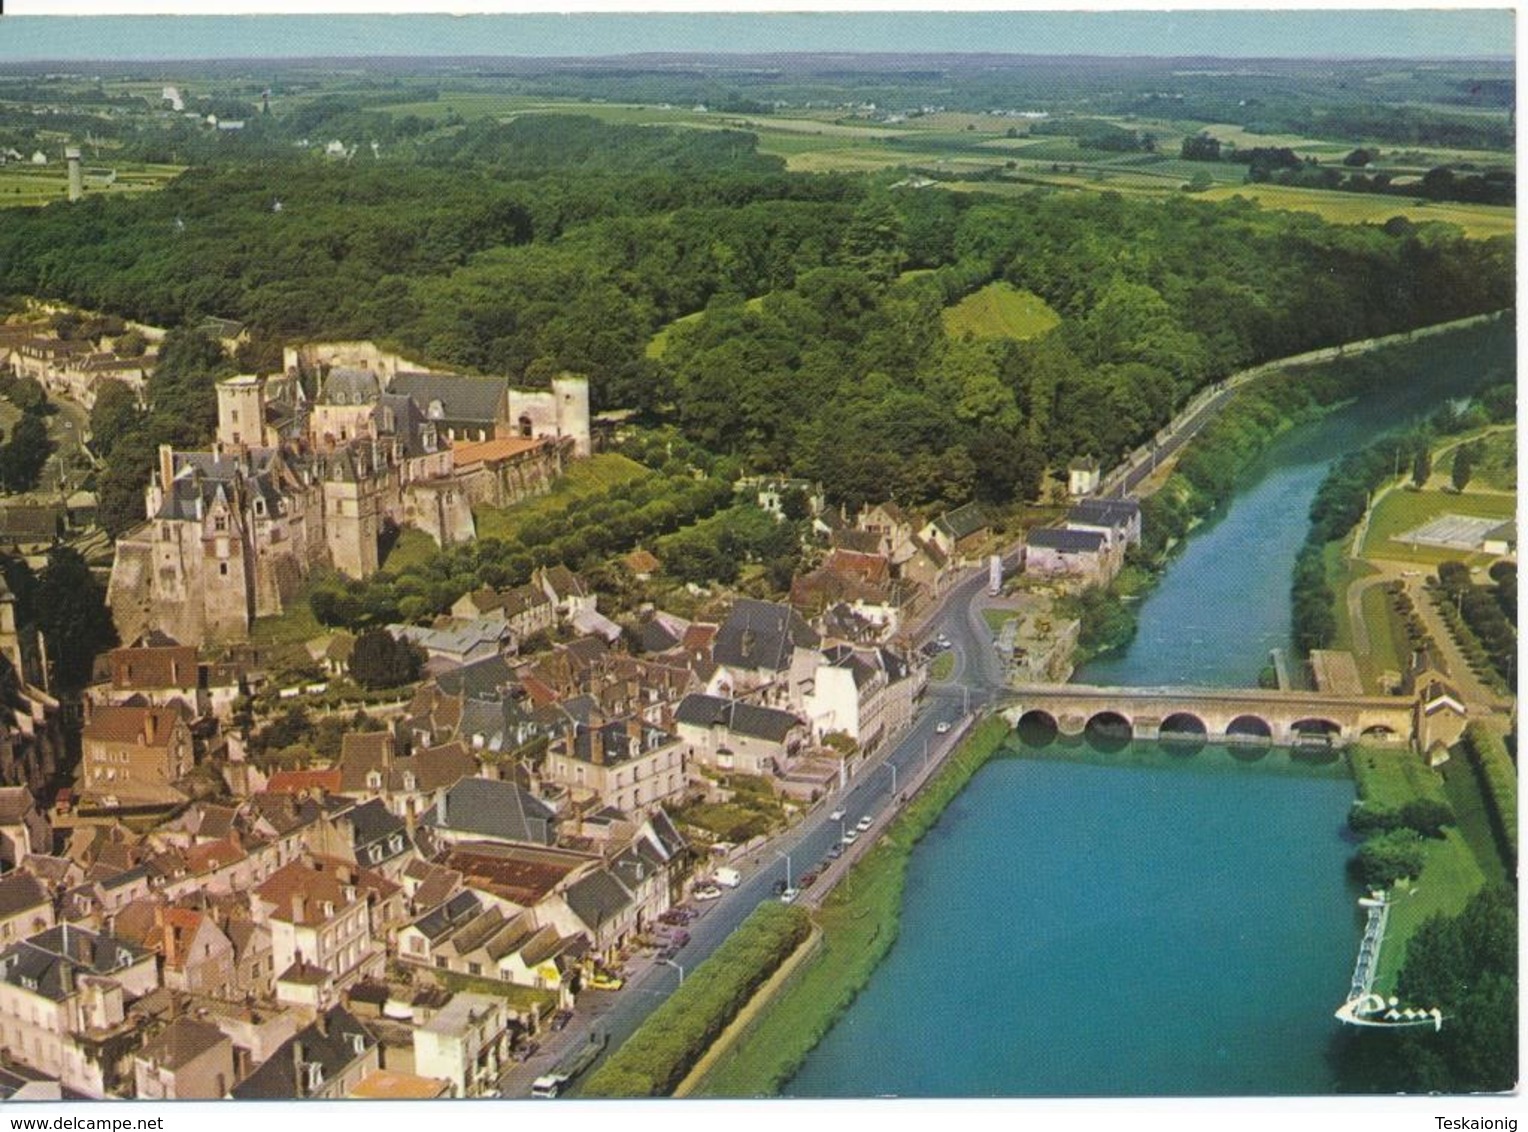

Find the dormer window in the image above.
[
  {"left": 254, "top": 498, "right": 266, "bottom": 516},
  {"left": 305, "top": 1062, "right": 324, "bottom": 1092},
  {"left": 365, "top": 770, "right": 382, "bottom": 790},
  {"left": 427, "top": 400, "right": 444, "bottom": 420},
  {"left": 214, "top": 515, "right": 227, "bottom": 531}
]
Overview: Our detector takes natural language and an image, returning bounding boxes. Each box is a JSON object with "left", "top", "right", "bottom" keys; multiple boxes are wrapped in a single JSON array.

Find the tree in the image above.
[
  {"left": 34, "top": 545, "right": 116, "bottom": 691},
  {"left": 1411, "top": 446, "right": 1432, "bottom": 487},
  {"left": 348, "top": 627, "right": 423, "bottom": 689},
  {"left": 1354, "top": 828, "right": 1426, "bottom": 888},
  {"left": 0, "top": 414, "right": 51, "bottom": 493},
  {"left": 88, "top": 379, "right": 141, "bottom": 459},
  {"left": 1451, "top": 440, "right": 1483, "bottom": 492},
  {"left": 1399, "top": 797, "right": 1455, "bottom": 838}
]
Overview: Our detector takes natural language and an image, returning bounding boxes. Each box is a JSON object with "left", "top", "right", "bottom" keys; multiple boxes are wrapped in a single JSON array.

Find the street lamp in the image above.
[
  {"left": 886, "top": 762, "right": 898, "bottom": 797},
  {"left": 775, "top": 849, "right": 791, "bottom": 891},
  {"left": 657, "top": 958, "right": 684, "bottom": 986}
]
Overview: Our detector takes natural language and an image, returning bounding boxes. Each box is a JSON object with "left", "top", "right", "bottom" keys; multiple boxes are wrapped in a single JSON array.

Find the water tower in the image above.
[{"left": 64, "top": 146, "right": 82, "bottom": 202}]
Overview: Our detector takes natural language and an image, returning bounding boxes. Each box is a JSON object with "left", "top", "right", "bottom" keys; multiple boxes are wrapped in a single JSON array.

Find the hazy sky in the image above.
[{"left": 0, "top": 10, "right": 1514, "bottom": 62}]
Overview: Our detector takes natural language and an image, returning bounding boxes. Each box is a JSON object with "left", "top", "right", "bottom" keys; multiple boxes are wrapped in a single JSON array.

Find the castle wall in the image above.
[{"left": 283, "top": 342, "right": 423, "bottom": 383}]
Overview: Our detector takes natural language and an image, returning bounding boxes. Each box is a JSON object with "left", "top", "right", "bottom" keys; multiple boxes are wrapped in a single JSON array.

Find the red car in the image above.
[{"left": 799, "top": 871, "right": 819, "bottom": 889}]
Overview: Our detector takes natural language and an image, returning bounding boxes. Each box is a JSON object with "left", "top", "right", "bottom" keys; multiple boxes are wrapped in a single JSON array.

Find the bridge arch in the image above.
[
  {"left": 1291, "top": 717, "right": 1343, "bottom": 741},
  {"left": 1085, "top": 711, "right": 1132, "bottom": 753},
  {"left": 1015, "top": 709, "right": 1059, "bottom": 746},
  {"left": 1225, "top": 715, "right": 1274, "bottom": 743},
  {"left": 1160, "top": 712, "right": 1208, "bottom": 738}
]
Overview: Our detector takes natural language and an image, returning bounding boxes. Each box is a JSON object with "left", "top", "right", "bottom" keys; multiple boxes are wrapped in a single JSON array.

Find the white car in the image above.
[
  {"left": 841, "top": 829, "right": 860, "bottom": 845},
  {"left": 829, "top": 808, "right": 846, "bottom": 821},
  {"left": 856, "top": 816, "right": 874, "bottom": 832},
  {"left": 692, "top": 884, "right": 723, "bottom": 901},
  {"left": 779, "top": 887, "right": 800, "bottom": 904},
  {"left": 936, "top": 721, "right": 952, "bottom": 734}
]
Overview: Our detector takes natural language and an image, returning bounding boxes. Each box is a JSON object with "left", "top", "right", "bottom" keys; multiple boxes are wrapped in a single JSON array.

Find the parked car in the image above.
[
  {"left": 772, "top": 879, "right": 787, "bottom": 895},
  {"left": 692, "top": 884, "right": 723, "bottom": 901},
  {"left": 551, "top": 1010, "right": 573, "bottom": 1032},
  {"left": 857, "top": 816, "right": 874, "bottom": 831},
  {"left": 513, "top": 1041, "right": 540, "bottom": 1062},
  {"left": 779, "top": 887, "right": 800, "bottom": 904},
  {"left": 829, "top": 807, "right": 846, "bottom": 821},
  {"left": 799, "top": 871, "right": 818, "bottom": 889},
  {"left": 841, "top": 830, "right": 859, "bottom": 845},
  {"left": 827, "top": 844, "right": 845, "bottom": 859},
  {"left": 669, "top": 929, "right": 690, "bottom": 947},
  {"left": 588, "top": 972, "right": 624, "bottom": 991},
  {"left": 936, "top": 721, "right": 952, "bottom": 734}
]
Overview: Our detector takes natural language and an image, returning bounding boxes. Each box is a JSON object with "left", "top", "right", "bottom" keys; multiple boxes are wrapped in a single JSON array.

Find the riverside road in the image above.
[{"left": 498, "top": 566, "right": 1007, "bottom": 1098}]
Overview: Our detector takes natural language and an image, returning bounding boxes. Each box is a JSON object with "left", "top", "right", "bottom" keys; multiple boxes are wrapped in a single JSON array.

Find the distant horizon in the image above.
[{"left": 0, "top": 11, "right": 1514, "bottom": 63}]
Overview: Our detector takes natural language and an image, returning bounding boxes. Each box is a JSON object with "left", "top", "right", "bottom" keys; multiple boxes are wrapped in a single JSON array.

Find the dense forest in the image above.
[{"left": 0, "top": 115, "right": 1513, "bottom": 532}]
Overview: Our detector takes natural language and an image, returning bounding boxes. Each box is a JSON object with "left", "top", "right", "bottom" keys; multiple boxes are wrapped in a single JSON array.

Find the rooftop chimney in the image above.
[{"left": 589, "top": 726, "right": 605, "bottom": 766}]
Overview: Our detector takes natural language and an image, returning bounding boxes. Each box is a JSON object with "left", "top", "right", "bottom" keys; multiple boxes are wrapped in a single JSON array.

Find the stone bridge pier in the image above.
[{"left": 1002, "top": 684, "right": 1420, "bottom": 749}]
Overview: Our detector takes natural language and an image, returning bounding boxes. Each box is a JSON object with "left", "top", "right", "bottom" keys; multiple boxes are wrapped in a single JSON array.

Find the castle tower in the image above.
[
  {"left": 217, "top": 375, "right": 265, "bottom": 448},
  {"left": 551, "top": 373, "right": 592, "bottom": 457},
  {"left": 64, "top": 146, "right": 82, "bottom": 202}
]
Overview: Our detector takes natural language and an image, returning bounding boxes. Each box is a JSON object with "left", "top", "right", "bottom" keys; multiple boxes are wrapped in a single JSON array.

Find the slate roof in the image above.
[
  {"left": 1028, "top": 527, "right": 1107, "bottom": 554},
  {"left": 410, "top": 890, "right": 482, "bottom": 943},
  {"left": 390, "top": 372, "right": 506, "bottom": 426},
  {"left": 343, "top": 799, "right": 410, "bottom": 868},
  {"left": 319, "top": 367, "right": 380, "bottom": 406},
  {"left": 934, "top": 501, "right": 989, "bottom": 541},
  {"left": 563, "top": 869, "right": 633, "bottom": 932},
  {"left": 137, "top": 1017, "right": 229, "bottom": 1072},
  {"left": 673, "top": 693, "right": 801, "bottom": 743},
  {"left": 1067, "top": 498, "right": 1140, "bottom": 529},
  {"left": 0, "top": 873, "right": 49, "bottom": 919},
  {"left": 0, "top": 924, "right": 149, "bottom": 1001},
  {"left": 434, "top": 655, "right": 518, "bottom": 701},
  {"left": 230, "top": 1007, "right": 376, "bottom": 1100},
  {"left": 714, "top": 598, "right": 820, "bottom": 673},
  {"left": 422, "top": 778, "right": 557, "bottom": 846},
  {"left": 636, "top": 619, "right": 681, "bottom": 654}
]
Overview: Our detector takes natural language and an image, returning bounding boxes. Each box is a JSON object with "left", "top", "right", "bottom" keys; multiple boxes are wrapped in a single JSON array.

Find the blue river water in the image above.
[{"left": 786, "top": 319, "right": 1513, "bottom": 1097}]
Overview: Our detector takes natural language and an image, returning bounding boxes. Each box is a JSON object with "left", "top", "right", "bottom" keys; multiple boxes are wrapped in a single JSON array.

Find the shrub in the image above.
[
  {"left": 1355, "top": 829, "right": 1427, "bottom": 888},
  {"left": 1461, "top": 723, "right": 1517, "bottom": 863},
  {"left": 581, "top": 902, "right": 812, "bottom": 1097}
]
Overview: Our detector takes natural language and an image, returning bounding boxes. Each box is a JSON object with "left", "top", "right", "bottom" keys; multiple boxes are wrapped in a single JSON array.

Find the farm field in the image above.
[
  {"left": 0, "top": 161, "right": 184, "bottom": 209},
  {"left": 1195, "top": 183, "right": 1514, "bottom": 238},
  {"left": 942, "top": 282, "right": 1059, "bottom": 341}
]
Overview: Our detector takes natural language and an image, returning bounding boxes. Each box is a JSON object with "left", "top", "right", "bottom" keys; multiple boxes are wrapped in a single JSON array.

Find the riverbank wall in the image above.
[{"left": 688, "top": 716, "right": 1013, "bottom": 1097}]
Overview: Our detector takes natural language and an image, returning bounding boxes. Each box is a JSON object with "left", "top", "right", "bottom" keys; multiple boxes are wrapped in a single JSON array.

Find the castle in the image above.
[{"left": 107, "top": 344, "right": 590, "bottom": 645}]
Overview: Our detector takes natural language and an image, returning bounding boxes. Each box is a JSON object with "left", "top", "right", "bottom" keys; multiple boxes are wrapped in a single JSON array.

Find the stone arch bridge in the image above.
[{"left": 1000, "top": 684, "right": 1421, "bottom": 748}]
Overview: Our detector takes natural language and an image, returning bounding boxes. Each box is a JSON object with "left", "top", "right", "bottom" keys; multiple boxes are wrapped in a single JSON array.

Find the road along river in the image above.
[{"left": 785, "top": 317, "right": 1513, "bottom": 1096}]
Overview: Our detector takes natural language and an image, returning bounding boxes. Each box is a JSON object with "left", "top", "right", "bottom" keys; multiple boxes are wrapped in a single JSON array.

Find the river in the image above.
[{"left": 785, "top": 319, "right": 1513, "bottom": 1097}]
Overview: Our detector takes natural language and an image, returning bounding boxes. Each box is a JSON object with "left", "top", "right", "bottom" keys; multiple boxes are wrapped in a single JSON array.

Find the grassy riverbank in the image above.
[
  {"left": 1347, "top": 744, "right": 1507, "bottom": 993},
  {"left": 691, "top": 716, "right": 1013, "bottom": 1097}
]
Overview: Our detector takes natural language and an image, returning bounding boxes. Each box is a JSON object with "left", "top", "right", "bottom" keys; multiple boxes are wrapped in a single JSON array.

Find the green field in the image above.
[
  {"left": 942, "top": 283, "right": 1060, "bottom": 342},
  {"left": 473, "top": 452, "right": 651, "bottom": 541},
  {"left": 0, "top": 161, "right": 184, "bottom": 209},
  {"left": 1359, "top": 486, "right": 1515, "bottom": 566},
  {"left": 1197, "top": 183, "right": 1514, "bottom": 239}
]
